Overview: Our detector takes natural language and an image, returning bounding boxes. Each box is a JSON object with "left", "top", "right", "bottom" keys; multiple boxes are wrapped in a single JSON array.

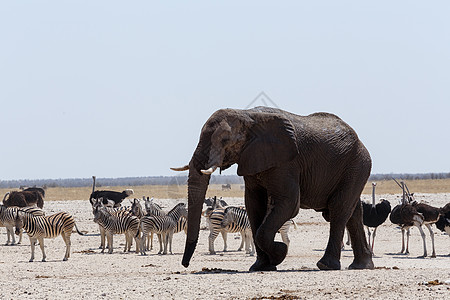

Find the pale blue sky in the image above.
[{"left": 1, "top": 1, "right": 449, "bottom": 180}]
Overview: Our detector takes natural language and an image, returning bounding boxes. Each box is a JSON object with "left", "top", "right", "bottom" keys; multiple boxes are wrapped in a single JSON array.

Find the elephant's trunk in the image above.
[{"left": 182, "top": 166, "right": 210, "bottom": 267}]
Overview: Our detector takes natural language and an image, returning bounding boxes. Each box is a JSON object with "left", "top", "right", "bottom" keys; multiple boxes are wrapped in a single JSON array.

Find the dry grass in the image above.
[
  {"left": 361, "top": 178, "right": 450, "bottom": 195},
  {"left": 1, "top": 178, "right": 449, "bottom": 202}
]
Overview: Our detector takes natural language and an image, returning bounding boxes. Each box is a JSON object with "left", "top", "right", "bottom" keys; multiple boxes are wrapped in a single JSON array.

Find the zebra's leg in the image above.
[
  {"left": 249, "top": 232, "right": 256, "bottom": 256},
  {"left": 222, "top": 231, "right": 228, "bottom": 252},
  {"left": 241, "top": 231, "right": 249, "bottom": 254},
  {"left": 208, "top": 228, "right": 220, "bottom": 254},
  {"left": 124, "top": 233, "right": 130, "bottom": 252},
  {"left": 99, "top": 224, "right": 106, "bottom": 249},
  {"left": 29, "top": 237, "right": 37, "bottom": 262},
  {"left": 38, "top": 238, "right": 46, "bottom": 262},
  {"left": 8, "top": 226, "right": 16, "bottom": 245},
  {"left": 148, "top": 232, "right": 152, "bottom": 251},
  {"left": 107, "top": 232, "right": 114, "bottom": 254},
  {"left": 238, "top": 232, "right": 245, "bottom": 251},
  {"left": 128, "top": 233, "right": 133, "bottom": 251},
  {"left": 5, "top": 227, "right": 10, "bottom": 245},
  {"left": 134, "top": 232, "right": 140, "bottom": 254},
  {"left": 5, "top": 227, "right": 13, "bottom": 245},
  {"left": 18, "top": 230, "right": 22, "bottom": 244},
  {"left": 61, "top": 232, "right": 72, "bottom": 261},
  {"left": 168, "top": 231, "right": 174, "bottom": 255},
  {"left": 157, "top": 233, "right": 163, "bottom": 254},
  {"left": 162, "top": 233, "right": 168, "bottom": 255},
  {"left": 140, "top": 238, "right": 146, "bottom": 255},
  {"left": 424, "top": 224, "right": 436, "bottom": 258},
  {"left": 244, "top": 231, "right": 251, "bottom": 254}
]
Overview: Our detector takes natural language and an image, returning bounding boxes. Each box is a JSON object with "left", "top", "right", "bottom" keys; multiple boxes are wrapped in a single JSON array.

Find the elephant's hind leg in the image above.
[
  {"left": 346, "top": 199, "right": 374, "bottom": 269},
  {"left": 318, "top": 194, "right": 357, "bottom": 270}
]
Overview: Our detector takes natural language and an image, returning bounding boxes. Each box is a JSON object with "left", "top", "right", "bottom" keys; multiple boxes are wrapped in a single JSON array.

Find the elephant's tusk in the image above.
[
  {"left": 170, "top": 165, "right": 189, "bottom": 171},
  {"left": 201, "top": 166, "right": 218, "bottom": 175}
]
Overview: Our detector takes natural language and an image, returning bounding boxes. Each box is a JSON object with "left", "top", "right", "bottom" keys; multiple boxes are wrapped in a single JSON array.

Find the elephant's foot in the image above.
[
  {"left": 249, "top": 259, "right": 277, "bottom": 272},
  {"left": 317, "top": 257, "right": 341, "bottom": 270},
  {"left": 268, "top": 242, "right": 288, "bottom": 266},
  {"left": 348, "top": 258, "right": 374, "bottom": 270}
]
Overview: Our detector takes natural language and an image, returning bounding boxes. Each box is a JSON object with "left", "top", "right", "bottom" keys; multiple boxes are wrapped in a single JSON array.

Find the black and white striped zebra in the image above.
[
  {"left": 202, "top": 199, "right": 246, "bottom": 254},
  {"left": 220, "top": 206, "right": 255, "bottom": 255},
  {"left": 14, "top": 209, "right": 84, "bottom": 262},
  {"left": 92, "top": 199, "right": 131, "bottom": 250},
  {"left": 0, "top": 205, "right": 44, "bottom": 245},
  {"left": 143, "top": 197, "right": 166, "bottom": 251},
  {"left": 139, "top": 202, "right": 187, "bottom": 255},
  {"left": 93, "top": 204, "right": 140, "bottom": 254}
]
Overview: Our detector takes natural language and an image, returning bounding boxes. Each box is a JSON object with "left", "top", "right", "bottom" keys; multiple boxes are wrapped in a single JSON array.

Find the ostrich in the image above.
[
  {"left": 3, "top": 190, "right": 44, "bottom": 208},
  {"left": 410, "top": 201, "right": 440, "bottom": 258},
  {"left": 361, "top": 182, "right": 391, "bottom": 252},
  {"left": 89, "top": 176, "right": 134, "bottom": 208},
  {"left": 389, "top": 180, "right": 428, "bottom": 257},
  {"left": 22, "top": 187, "right": 46, "bottom": 198},
  {"left": 435, "top": 203, "right": 450, "bottom": 255}
]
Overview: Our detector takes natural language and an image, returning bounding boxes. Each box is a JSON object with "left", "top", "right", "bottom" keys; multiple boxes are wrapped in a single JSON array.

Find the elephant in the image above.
[{"left": 171, "top": 106, "right": 374, "bottom": 271}]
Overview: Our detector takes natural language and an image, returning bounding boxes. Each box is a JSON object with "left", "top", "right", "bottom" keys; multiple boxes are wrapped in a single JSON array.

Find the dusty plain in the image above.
[{"left": 0, "top": 182, "right": 449, "bottom": 299}]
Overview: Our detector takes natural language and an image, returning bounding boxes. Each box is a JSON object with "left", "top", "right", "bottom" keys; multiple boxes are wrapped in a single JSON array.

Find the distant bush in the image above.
[{"left": 1, "top": 173, "right": 448, "bottom": 189}]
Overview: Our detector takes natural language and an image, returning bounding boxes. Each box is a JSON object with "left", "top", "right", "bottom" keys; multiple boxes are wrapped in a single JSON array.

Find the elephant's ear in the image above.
[{"left": 237, "top": 115, "right": 298, "bottom": 176}]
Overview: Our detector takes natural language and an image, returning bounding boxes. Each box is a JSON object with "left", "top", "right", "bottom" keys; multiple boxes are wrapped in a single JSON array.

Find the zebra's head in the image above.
[
  {"left": 130, "top": 198, "right": 143, "bottom": 217},
  {"left": 93, "top": 205, "right": 109, "bottom": 224},
  {"left": 14, "top": 210, "right": 25, "bottom": 236}
]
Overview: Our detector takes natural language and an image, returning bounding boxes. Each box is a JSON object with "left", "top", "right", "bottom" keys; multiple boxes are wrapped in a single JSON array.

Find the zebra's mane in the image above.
[
  {"left": 223, "top": 206, "right": 245, "bottom": 214},
  {"left": 167, "top": 203, "right": 186, "bottom": 215}
]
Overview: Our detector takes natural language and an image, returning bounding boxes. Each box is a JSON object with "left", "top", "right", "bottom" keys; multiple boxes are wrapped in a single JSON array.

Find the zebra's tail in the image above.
[
  {"left": 74, "top": 223, "right": 87, "bottom": 235},
  {"left": 2, "top": 192, "right": 10, "bottom": 203},
  {"left": 135, "top": 223, "right": 141, "bottom": 239}
]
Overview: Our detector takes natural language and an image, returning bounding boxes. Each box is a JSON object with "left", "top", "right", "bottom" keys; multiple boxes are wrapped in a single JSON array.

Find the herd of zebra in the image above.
[
  {"left": 0, "top": 185, "right": 295, "bottom": 262},
  {"left": 90, "top": 194, "right": 296, "bottom": 258}
]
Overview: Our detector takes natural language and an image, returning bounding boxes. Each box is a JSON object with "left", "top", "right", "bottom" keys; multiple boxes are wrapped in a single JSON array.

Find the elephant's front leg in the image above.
[
  {"left": 244, "top": 181, "right": 271, "bottom": 271},
  {"left": 253, "top": 202, "right": 294, "bottom": 268},
  {"left": 245, "top": 176, "right": 298, "bottom": 271}
]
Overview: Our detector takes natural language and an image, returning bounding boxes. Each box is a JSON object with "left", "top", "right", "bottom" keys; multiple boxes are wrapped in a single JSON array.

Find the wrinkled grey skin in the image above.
[{"left": 177, "top": 107, "right": 373, "bottom": 271}]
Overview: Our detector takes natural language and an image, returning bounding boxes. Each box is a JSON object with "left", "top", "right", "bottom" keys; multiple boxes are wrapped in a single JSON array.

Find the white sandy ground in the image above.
[{"left": 0, "top": 194, "right": 449, "bottom": 300}]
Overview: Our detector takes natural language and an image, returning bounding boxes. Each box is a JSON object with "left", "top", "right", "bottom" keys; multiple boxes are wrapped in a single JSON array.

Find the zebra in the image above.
[
  {"left": 91, "top": 198, "right": 132, "bottom": 250},
  {"left": 276, "top": 219, "right": 297, "bottom": 248},
  {"left": 139, "top": 202, "right": 187, "bottom": 255},
  {"left": 92, "top": 204, "right": 140, "bottom": 254},
  {"left": 220, "top": 206, "right": 255, "bottom": 255},
  {"left": 0, "top": 205, "right": 45, "bottom": 245},
  {"left": 14, "top": 209, "right": 84, "bottom": 262},
  {"left": 203, "top": 196, "right": 250, "bottom": 254},
  {"left": 143, "top": 197, "right": 166, "bottom": 251}
]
